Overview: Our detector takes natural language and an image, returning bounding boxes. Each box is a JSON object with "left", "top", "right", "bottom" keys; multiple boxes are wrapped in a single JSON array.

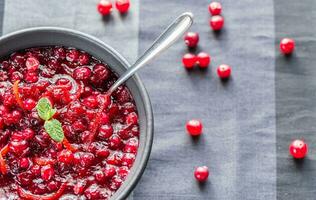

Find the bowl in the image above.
[{"left": 0, "top": 27, "right": 154, "bottom": 200}]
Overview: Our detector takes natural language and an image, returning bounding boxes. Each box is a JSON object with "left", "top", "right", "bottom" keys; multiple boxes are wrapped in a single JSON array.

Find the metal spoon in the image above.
[{"left": 107, "top": 12, "right": 194, "bottom": 94}]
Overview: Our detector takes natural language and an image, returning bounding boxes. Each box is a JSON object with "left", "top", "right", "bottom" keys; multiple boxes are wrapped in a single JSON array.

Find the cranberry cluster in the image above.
[
  {"left": 97, "top": 0, "right": 130, "bottom": 16},
  {"left": 0, "top": 46, "right": 139, "bottom": 199}
]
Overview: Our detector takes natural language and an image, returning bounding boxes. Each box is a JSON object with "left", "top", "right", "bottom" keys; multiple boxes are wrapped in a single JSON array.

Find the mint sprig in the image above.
[
  {"left": 36, "top": 98, "right": 56, "bottom": 121},
  {"left": 36, "top": 97, "right": 64, "bottom": 142},
  {"left": 44, "top": 119, "right": 64, "bottom": 142}
]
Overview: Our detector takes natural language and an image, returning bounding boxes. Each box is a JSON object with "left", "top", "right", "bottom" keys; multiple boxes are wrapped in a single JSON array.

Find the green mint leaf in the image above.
[
  {"left": 36, "top": 98, "right": 56, "bottom": 121},
  {"left": 44, "top": 119, "right": 64, "bottom": 142}
]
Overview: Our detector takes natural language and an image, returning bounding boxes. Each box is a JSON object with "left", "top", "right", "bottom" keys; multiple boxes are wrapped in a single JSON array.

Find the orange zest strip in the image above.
[
  {"left": 17, "top": 182, "right": 67, "bottom": 200},
  {"left": 63, "top": 138, "right": 77, "bottom": 153},
  {"left": 13, "top": 80, "right": 25, "bottom": 109},
  {"left": 1, "top": 145, "right": 9, "bottom": 156},
  {"left": 0, "top": 145, "right": 9, "bottom": 175},
  {"left": 33, "top": 157, "right": 56, "bottom": 166},
  {"left": 0, "top": 154, "right": 8, "bottom": 175}
]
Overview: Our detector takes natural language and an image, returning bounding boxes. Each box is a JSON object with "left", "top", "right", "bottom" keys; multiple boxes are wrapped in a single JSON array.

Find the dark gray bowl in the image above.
[{"left": 0, "top": 27, "right": 153, "bottom": 200}]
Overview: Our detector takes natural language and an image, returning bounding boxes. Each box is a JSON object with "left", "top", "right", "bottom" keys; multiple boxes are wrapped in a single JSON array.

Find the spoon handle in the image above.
[{"left": 108, "top": 12, "right": 194, "bottom": 94}]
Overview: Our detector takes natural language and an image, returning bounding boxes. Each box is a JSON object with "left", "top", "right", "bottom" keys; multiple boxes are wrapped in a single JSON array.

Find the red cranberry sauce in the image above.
[{"left": 0, "top": 47, "right": 140, "bottom": 199}]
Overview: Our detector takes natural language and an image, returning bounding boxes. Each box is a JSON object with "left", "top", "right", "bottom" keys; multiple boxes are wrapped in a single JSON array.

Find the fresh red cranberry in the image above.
[
  {"left": 96, "top": 148, "right": 110, "bottom": 158},
  {"left": 66, "top": 49, "right": 79, "bottom": 63},
  {"left": 208, "top": 2, "right": 222, "bottom": 15},
  {"left": 23, "top": 98, "right": 36, "bottom": 111},
  {"left": 109, "top": 135, "right": 122, "bottom": 150},
  {"left": 94, "top": 170, "right": 106, "bottom": 183},
  {"left": 0, "top": 71, "right": 8, "bottom": 81},
  {"left": 98, "top": 125, "right": 113, "bottom": 139},
  {"left": 115, "top": 0, "right": 130, "bottom": 13},
  {"left": 72, "top": 120, "right": 87, "bottom": 133},
  {"left": 194, "top": 166, "right": 209, "bottom": 182},
  {"left": 25, "top": 72, "right": 39, "bottom": 83},
  {"left": 217, "top": 64, "right": 231, "bottom": 79},
  {"left": 280, "top": 38, "right": 295, "bottom": 54},
  {"left": 126, "top": 112, "right": 138, "bottom": 125},
  {"left": 11, "top": 110, "right": 23, "bottom": 124},
  {"left": 117, "top": 166, "right": 129, "bottom": 179},
  {"left": 10, "top": 71, "right": 23, "bottom": 82},
  {"left": 100, "top": 112, "right": 110, "bottom": 124},
  {"left": 97, "top": 0, "right": 112, "bottom": 15},
  {"left": 25, "top": 57, "right": 40, "bottom": 72},
  {"left": 104, "top": 166, "right": 116, "bottom": 178},
  {"left": 80, "top": 152, "right": 95, "bottom": 168},
  {"left": 182, "top": 53, "right": 197, "bottom": 69},
  {"left": 186, "top": 119, "right": 203, "bottom": 136},
  {"left": 124, "top": 138, "right": 138, "bottom": 153},
  {"left": 107, "top": 153, "right": 122, "bottom": 166},
  {"left": 47, "top": 181, "right": 59, "bottom": 192},
  {"left": 109, "top": 177, "right": 123, "bottom": 190},
  {"left": 19, "top": 157, "right": 30, "bottom": 169},
  {"left": 84, "top": 184, "right": 101, "bottom": 200},
  {"left": 184, "top": 32, "right": 199, "bottom": 48},
  {"left": 197, "top": 52, "right": 211, "bottom": 68},
  {"left": 73, "top": 67, "right": 92, "bottom": 81},
  {"left": 3, "top": 93, "right": 16, "bottom": 107},
  {"left": 92, "top": 63, "right": 110, "bottom": 81},
  {"left": 121, "top": 153, "right": 135, "bottom": 167},
  {"left": 9, "top": 140, "right": 28, "bottom": 155},
  {"left": 210, "top": 15, "right": 224, "bottom": 31},
  {"left": 54, "top": 47, "right": 66, "bottom": 60},
  {"left": 57, "top": 149, "right": 74, "bottom": 164},
  {"left": 41, "top": 164, "right": 55, "bottom": 181},
  {"left": 82, "top": 95, "right": 99, "bottom": 109},
  {"left": 289, "top": 139, "right": 308, "bottom": 159},
  {"left": 78, "top": 53, "right": 90, "bottom": 65},
  {"left": 31, "top": 165, "right": 41, "bottom": 176},
  {"left": 22, "top": 128, "right": 35, "bottom": 140}
]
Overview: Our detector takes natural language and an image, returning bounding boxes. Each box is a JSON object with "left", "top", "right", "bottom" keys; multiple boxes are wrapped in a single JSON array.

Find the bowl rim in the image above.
[{"left": 0, "top": 27, "right": 154, "bottom": 200}]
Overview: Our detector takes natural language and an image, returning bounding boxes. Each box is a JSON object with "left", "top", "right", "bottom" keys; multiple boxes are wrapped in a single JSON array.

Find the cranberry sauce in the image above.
[{"left": 0, "top": 47, "right": 139, "bottom": 199}]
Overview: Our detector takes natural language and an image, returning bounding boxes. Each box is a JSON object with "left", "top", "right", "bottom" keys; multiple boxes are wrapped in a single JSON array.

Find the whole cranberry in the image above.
[
  {"left": 19, "top": 158, "right": 30, "bottom": 169},
  {"left": 73, "top": 67, "right": 92, "bottom": 81},
  {"left": 31, "top": 165, "right": 41, "bottom": 176},
  {"left": 115, "top": 0, "right": 130, "bottom": 14},
  {"left": 208, "top": 2, "right": 222, "bottom": 15},
  {"left": 25, "top": 57, "right": 40, "bottom": 72},
  {"left": 41, "top": 164, "right": 55, "bottom": 181},
  {"left": 186, "top": 119, "right": 203, "bottom": 136},
  {"left": 210, "top": 15, "right": 224, "bottom": 31},
  {"left": 126, "top": 112, "right": 138, "bottom": 125},
  {"left": 10, "top": 71, "right": 23, "bottom": 82},
  {"left": 84, "top": 184, "right": 101, "bottom": 199},
  {"left": 97, "top": 0, "right": 112, "bottom": 15},
  {"left": 94, "top": 170, "right": 106, "bottom": 183},
  {"left": 123, "top": 138, "right": 138, "bottom": 153},
  {"left": 25, "top": 72, "right": 39, "bottom": 83},
  {"left": 280, "top": 38, "right": 295, "bottom": 54},
  {"left": 197, "top": 52, "right": 211, "bottom": 68},
  {"left": 22, "top": 128, "right": 35, "bottom": 140},
  {"left": 182, "top": 53, "right": 197, "bottom": 69},
  {"left": 104, "top": 166, "right": 116, "bottom": 178},
  {"left": 217, "top": 64, "right": 231, "bottom": 79},
  {"left": 12, "top": 110, "right": 23, "bottom": 123},
  {"left": 121, "top": 153, "right": 135, "bottom": 168},
  {"left": 78, "top": 53, "right": 90, "bottom": 65},
  {"left": 99, "top": 125, "right": 113, "bottom": 139},
  {"left": 66, "top": 49, "right": 79, "bottom": 63},
  {"left": 57, "top": 149, "right": 74, "bottom": 164},
  {"left": 184, "top": 32, "right": 199, "bottom": 48},
  {"left": 23, "top": 98, "right": 36, "bottom": 111},
  {"left": 82, "top": 95, "right": 99, "bottom": 109},
  {"left": 109, "top": 135, "right": 122, "bottom": 150},
  {"left": 194, "top": 166, "right": 209, "bottom": 182},
  {"left": 53, "top": 47, "right": 66, "bottom": 60},
  {"left": 92, "top": 63, "right": 110, "bottom": 81},
  {"left": 289, "top": 139, "right": 307, "bottom": 159}
]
